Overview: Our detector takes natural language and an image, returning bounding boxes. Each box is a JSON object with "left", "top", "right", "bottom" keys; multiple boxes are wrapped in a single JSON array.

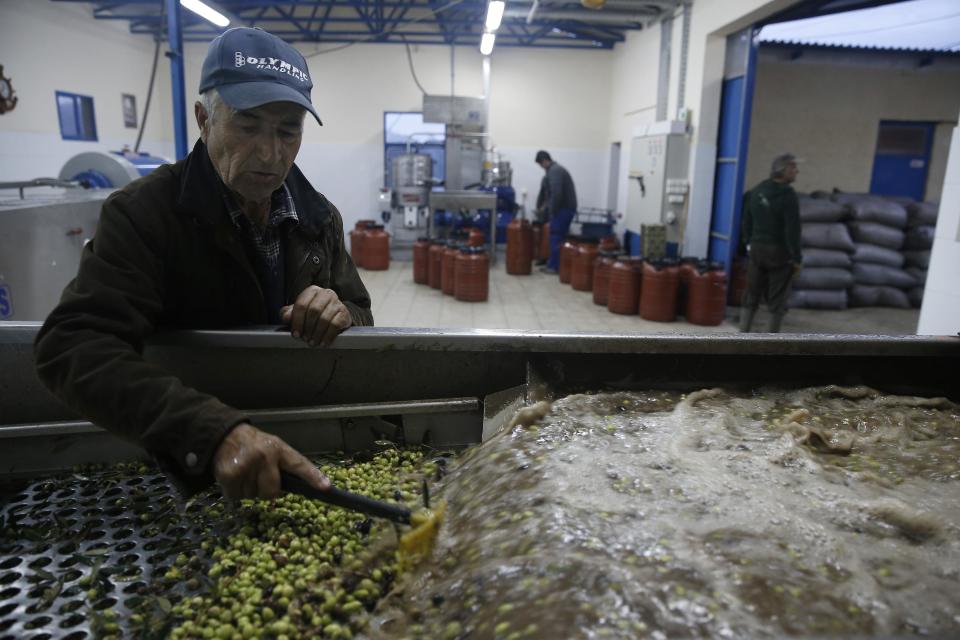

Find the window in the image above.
[
  {"left": 384, "top": 112, "right": 444, "bottom": 188},
  {"left": 56, "top": 91, "right": 98, "bottom": 142}
]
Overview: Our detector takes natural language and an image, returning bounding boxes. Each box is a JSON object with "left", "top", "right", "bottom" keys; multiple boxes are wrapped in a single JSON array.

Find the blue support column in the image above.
[{"left": 166, "top": 0, "right": 188, "bottom": 160}]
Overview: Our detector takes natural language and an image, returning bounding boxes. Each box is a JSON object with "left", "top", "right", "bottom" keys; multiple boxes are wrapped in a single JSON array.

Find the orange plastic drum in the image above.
[
  {"left": 532, "top": 222, "right": 544, "bottom": 262},
  {"left": 350, "top": 219, "right": 376, "bottom": 268},
  {"left": 506, "top": 218, "right": 534, "bottom": 275},
  {"left": 571, "top": 238, "right": 600, "bottom": 291},
  {"left": 441, "top": 242, "right": 460, "bottom": 295},
  {"left": 455, "top": 247, "right": 489, "bottom": 302},
  {"left": 592, "top": 250, "right": 620, "bottom": 306},
  {"left": 687, "top": 261, "right": 728, "bottom": 326},
  {"left": 607, "top": 256, "right": 642, "bottom": 315},
  {"left": 363, "top": 225, "right": 390, "bottom": 270},
  {"left": 676, "top": 257, "right": 700, "bottom": 318},
  {"left": 639, "top": 260, "right": 680, "bottom": 322},
  {"left": 412, "top": 237, "right": 430, "bottom": 284},
  {"left": 467, "top": 228, "right": 485, "bottom": 247},
  {"left": 540, "top": 222, "right": 551, "bottom": 261},
  {"left": 598, "top": 235, "right": 620, "bottom": 252},
  {"left": 558, "top": 236, "right": 580, "bottom": 284},
  {"left": 428, "top": 240, "right": 445, "bottom": 289}
]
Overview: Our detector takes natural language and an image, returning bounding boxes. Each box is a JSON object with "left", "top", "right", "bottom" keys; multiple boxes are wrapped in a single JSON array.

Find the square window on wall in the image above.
[{"left": 55, "top": 91, "right": 98, "bottom": 142}]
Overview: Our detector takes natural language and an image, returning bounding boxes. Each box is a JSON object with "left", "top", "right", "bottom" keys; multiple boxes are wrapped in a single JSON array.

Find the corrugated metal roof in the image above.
[{"left": 758, "top": 0, "right": 960, "bottom": 53}]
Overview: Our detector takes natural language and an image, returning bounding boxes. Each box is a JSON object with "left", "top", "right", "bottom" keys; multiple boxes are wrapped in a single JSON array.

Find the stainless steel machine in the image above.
[
  {"left": 0, "top": 323, "right": 957, "bottom": 637},
  {"left": 0, "top": 150, "right": 169, "bottom": 321}
]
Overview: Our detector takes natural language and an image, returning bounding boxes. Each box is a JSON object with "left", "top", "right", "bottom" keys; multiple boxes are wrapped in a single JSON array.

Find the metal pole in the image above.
[{"left": 166, "top": 0, "right": 188, "bottom": 160}]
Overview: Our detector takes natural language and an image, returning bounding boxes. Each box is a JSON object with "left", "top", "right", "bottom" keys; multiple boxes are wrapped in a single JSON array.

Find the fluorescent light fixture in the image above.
[
  {"left": 480, "top": 32, "right": 496, "bottom": 55},
  {"left": 180, "top": 0, "right": 230, "bottom": 27},
  {"left": 485, "top": 1, "right": 506, "bottom": 32}
]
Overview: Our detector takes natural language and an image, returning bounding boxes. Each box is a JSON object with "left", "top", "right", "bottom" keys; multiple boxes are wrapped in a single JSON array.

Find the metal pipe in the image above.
[
  {"left": 505, "top": 9, "right": 652, "bottom": 24},
  {"left": 526, "top": 0, "right": 540, "bottom": 24},
  {"left": 165, "top": 0, "right": 188, "bottom": 160}
]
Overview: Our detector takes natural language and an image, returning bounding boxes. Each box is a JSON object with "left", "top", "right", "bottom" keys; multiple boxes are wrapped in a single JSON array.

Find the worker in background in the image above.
[
  {"left": 738, "top": 153, "right": 803, "bottom": 333},
  {"left": 34, "top": 27, "right": 372, "bottom": 500},
  {"left": 534, "top": 150, "right": 578, "bottom": 273}
]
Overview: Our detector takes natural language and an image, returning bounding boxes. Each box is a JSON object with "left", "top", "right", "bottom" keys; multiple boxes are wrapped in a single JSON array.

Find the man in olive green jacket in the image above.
[
  {"left": 35, "top": 28, "right": 371, "bottom": 500},
  {"left": 739, "top": 153, "right": 803, "bottom": 333}
]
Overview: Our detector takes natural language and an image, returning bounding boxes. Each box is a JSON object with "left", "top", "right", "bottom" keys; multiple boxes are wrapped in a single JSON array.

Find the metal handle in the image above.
[{"left": 280, "top": 471, "right": 411, "bottom": 525}]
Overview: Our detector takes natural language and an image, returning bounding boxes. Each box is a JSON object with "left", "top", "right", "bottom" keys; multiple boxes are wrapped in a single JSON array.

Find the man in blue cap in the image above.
[{"left": 35, "top": 28, "right": 371, "bottom": 500}]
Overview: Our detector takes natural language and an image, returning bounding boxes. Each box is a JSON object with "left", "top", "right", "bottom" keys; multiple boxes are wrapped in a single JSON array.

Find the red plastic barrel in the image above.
[
  {"left": 687, "top": 261, "right": 728, "bottom": 326},
  {"left": 599, "top": 235, "right": 620, "bottom": 252},
  {"left": 540, "top": 222, "right": 551, "bottom": 261},
  {"left": 363, "top": 225, "right": 390, "bottom": 270},
  {"left": 428, "top": 241, "right": 445, "bottom": 289},
  {"left": 607, "top": 256, "right": 642, "bottom": 315},
  {"left": 592, "top": 251, "right": 619, "bottom": 306},
  {"left": 729, "top": 257, "right": 748, "bottom": 306},
  {"left": 558, "top": 236, "right": 579, "bottom": 284},
  {"left": 506, "top": 218, "right": 534, "bottom": 275},
  {"left": 350, "top": 219, "right": 376, "bottom": 268},
  {"left": 455, "top": 247, "right": 489, "bottom": 302},
  {"left": 467, "top": 228, "right": 485, "bottom": 247},
  {"left": 532, "top": 222, "right": 544, "bottom": 262},
  {"left": 571, "top": 238, "right": 599, "bottom": 291},
  {"left": 441, "top": 242, "right": 460, "bottom": 295},
  {"left": 412, "top": 237, "right": 430, "bottom": 284},
  {"left": 677, "top": 257, "right": 700, "bottom": 317},
  {"left": 639, "top": 260, "right": 680, "bottom": 322}
]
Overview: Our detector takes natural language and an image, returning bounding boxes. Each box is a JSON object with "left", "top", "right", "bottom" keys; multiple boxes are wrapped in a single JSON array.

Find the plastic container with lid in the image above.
[
  {"left": 592, "top": 250, "right": 621, "bottom": 306},
  {"left": 687, "top": 261, "right": 728, "bottom": 326},
  {"left": 349, "top": 219, "right": 376, "bottom": 268},
  {"left": 598, "top": 235, "right": 620, "bottom": 253},
  {"left": 607, "top": 256, "right": 642, "bottom": 315},
  {"left": 363, "top": 225, "right": 390, "bottom": 270},
  {"left": 412, "top": 237, "right": 431, "bottom": 284},
  {"left": 441, "top": 242, "right": 460, "bottom": 295},
  {"left": 531, "top": 222, "right": 544, "bottom": 262},
  {"left": 540, "top": 222, "right": 551, "bottom": 262},
  {"left": 571, "top": 237, "right": 600, "bottom": 291},
  {"left": 558, "top": 236, "right": 580, "bottom": 284},
  {"left": 428, "top": 240, "right": 445, "bottom": 289},
  {"left": 676, "top": 256, "right": 701, "bottom": 317},
  {"left": 467, "top": 228, "right": 486, "bottom": 247},
  {"left": 639, "top": 259, "right": 680, "bottom": 322},
  {"left": 455, "top": 246, "right": 489, "bottom": 302},
  {"left": 506, "top": 218, "right": 534, "bottom": 275}
]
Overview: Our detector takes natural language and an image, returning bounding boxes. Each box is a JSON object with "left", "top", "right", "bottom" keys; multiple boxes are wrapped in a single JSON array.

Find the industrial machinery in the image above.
[
  {"left": 625, "top": 121, "right": 690, "bottom": 256},
  {"left": 0, "top": 150, "right": 169, "bottom": 320},
  {"left": 0, "top": 323, "right": 957, "bottom": 637}
]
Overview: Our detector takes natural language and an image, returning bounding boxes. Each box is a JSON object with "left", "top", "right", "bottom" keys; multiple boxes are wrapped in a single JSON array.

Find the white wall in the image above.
[
  {"left": 0, "top": 1, "right": 612, "bottom": 232},
  {"left": 917, "top": 116, "right": 960, "bottom": 335},
  {"left": 0, "top": 0, "right": 175, "bottom": 179},
  {"left": 746, "top": 48, "right": 960, "bottom": 200}
]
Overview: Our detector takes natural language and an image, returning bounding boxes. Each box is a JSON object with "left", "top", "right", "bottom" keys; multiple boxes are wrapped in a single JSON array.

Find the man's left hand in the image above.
[{"left": 280, "top": 286, "right": 352, "bottom": 346}]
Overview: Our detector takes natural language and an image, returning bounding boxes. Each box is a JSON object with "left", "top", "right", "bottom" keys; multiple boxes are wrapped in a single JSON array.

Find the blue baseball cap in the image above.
[{"left": 199, "top": 27, "right": 321, "bottom": 125}]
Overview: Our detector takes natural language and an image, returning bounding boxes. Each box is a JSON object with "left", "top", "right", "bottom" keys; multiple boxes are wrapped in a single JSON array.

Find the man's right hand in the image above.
[
  {"left": 212, "top": 423, "right": 330, "bottom": 500},
  {"left": 792, "top": 262, "right": 803, "bottom": 277}
]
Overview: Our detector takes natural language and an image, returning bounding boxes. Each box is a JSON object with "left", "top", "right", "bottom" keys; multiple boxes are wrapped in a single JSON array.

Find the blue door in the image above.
[
  {"left": 708, "top": 28, "right": 758, "bottom": 274},
  {"left": 869, "top": 121, "right": 935, "bottom": 202}
]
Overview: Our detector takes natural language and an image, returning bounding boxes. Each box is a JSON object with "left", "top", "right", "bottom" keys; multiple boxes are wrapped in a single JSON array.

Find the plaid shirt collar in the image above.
[{"left": 225, "top": 184, "right": 299, "bottom": 233}]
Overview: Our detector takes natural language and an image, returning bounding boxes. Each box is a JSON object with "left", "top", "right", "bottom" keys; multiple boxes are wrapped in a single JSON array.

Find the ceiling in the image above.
[{"left": 50, "top": 0, "right": 683, "bottom": 50}]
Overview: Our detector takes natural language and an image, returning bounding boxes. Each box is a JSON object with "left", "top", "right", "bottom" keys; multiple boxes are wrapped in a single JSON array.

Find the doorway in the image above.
[{"left": 869, "top": 120, "right": 935, "bottom": 202}]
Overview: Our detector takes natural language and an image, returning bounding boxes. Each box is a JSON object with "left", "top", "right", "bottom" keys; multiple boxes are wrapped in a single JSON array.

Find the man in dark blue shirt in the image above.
[{"left": 534, "top": 151, "right": 578, "bottom": 273}]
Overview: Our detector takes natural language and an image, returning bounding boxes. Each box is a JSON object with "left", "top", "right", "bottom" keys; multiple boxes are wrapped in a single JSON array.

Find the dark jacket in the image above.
[
  {"left": 535, "top": 162, "right": 578, "bottom": 221},
  {"left": 34, "top": 140, "right": 372, "bottom": 483},
  {"left": 741, "top": 179, "right": 802, "bottom": 264}
]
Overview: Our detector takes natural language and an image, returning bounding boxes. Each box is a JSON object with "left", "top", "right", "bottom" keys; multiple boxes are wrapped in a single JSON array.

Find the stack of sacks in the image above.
[
  {"left": 833, "top": 193, "right": 915, "bottom": 309},
  {"left": 904, "top": 201, "right": 938, "bottom": 307},
  {"left": 790, "top": 195, "right": 853, "bottom": 309}
]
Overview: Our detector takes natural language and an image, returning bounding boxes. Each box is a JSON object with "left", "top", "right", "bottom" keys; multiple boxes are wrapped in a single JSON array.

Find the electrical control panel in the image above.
[{"left": 625, "top": 123, "right": 690, "bottom": 248}]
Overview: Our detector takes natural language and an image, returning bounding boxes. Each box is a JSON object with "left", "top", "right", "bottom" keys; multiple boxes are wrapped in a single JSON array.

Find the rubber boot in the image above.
[
  {"left": 768, "top": 313, "right": 784, "bottom": 333},
  {"left": 739, "top": 307, "right": 756, "bottom": 333}
]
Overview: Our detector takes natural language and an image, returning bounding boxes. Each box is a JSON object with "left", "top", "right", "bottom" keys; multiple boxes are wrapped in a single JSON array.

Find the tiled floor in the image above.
[{"left": 359, "top": 257, "right": 921, "bottom": 335}]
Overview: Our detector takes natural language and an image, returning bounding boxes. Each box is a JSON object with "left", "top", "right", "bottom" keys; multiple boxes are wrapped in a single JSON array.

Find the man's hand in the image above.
[
  {"left": 280, "top": 286, "right": 352, "bottom": 347},
  {"left": 212, "top": 423, "right": 330, "bottom": 500},
  {"left": 792, "top": 262, "right": 803, "bottom": 277}
]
